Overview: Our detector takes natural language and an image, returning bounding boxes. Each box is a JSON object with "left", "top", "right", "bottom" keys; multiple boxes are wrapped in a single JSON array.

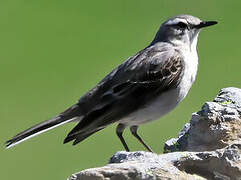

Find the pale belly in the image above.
[
  {"left": 119, "top": 85, "right": 187, "bottom": 126},
  {"left": 119, "top": 88, "right": 180, "bottom": 125}
]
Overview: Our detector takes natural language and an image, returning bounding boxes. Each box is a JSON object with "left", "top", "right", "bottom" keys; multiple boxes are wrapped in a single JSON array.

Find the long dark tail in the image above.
[{"left": 5, "top": 104, "right": 81, "bottom": 149}]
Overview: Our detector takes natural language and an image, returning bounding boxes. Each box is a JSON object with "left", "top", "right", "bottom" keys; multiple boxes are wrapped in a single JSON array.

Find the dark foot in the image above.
[
  {"left": 130, "top": 126, "right": 153, "bottom": 152},
  {"left": 116, "top": 124, "right": 130, "bottom": 151}
]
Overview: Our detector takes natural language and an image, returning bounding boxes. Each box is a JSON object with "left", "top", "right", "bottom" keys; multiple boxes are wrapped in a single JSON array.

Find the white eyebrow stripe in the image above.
[{"left": 165, "top": 18, "right": 188, "bottom": 26}]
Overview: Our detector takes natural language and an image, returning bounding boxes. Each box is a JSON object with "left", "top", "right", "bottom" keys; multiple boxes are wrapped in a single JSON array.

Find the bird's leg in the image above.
[
  {"left": 130, "top": 126, "right": 153, "bottom": 152},
  {"left": 116, "top": 123, "right": 130, "bottom": 152}
]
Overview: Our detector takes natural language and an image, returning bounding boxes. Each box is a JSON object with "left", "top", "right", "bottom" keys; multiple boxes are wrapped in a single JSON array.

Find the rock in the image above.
[
  {"left": 68, "top": 87, "right": 241, "bottom": 180},
  {"left": 164, "top": 87, "right": 241, "bottom": 152},
  {"left": 69, "top": 145, "right": 241, "bottom": 180}
]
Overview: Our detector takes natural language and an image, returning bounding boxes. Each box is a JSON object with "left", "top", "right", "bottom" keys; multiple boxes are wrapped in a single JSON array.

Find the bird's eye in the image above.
[{"left": 176, "top": 22, "right": 188, "bottom": 29}]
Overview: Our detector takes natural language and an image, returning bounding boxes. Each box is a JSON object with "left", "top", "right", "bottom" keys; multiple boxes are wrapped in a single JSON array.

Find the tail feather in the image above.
[
  {"left": 72, "top": 128, "right": 104, "bottom": 145},
  {"left": 5, "top": 104, "right": 83, "bottom": 149},
  {"left": 63, "top": 128, "right": 104, "bottom": 145},
  {"left": 5, "top": 116, "right": 73, "bottom": 149}
]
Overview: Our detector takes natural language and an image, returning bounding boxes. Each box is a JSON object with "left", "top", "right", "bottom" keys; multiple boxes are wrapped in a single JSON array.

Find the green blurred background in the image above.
[{"left": 1, "top": 0, "right": 240, "bottom": 179}]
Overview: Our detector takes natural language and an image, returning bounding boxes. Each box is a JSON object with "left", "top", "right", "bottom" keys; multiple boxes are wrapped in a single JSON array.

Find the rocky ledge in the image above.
[{"left": 68, "top": 87, "right": 241, "bottom": 180}]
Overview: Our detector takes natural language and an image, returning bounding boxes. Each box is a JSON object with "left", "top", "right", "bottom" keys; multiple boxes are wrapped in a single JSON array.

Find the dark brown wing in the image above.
[{"left": 64, "top": 44, "right": 184, "bottom": 145}]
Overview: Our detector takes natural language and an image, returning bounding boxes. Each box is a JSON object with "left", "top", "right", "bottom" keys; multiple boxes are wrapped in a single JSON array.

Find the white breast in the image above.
[{"left": 178, "top": 46, "right": 198, "bottom": 101}]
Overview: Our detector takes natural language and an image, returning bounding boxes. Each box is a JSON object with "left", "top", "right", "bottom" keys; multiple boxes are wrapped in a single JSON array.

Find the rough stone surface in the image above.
[
  {"left": 164, "top": 87, "right": 241, "bottom": 153},
  {"left": 68, "top": 87, "right": 241, "bottom": 180}
]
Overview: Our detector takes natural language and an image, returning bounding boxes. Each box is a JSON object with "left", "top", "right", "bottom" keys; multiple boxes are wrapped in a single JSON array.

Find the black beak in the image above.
[{"left": 195, "top": 21, "right": 218, "bottom": 29}]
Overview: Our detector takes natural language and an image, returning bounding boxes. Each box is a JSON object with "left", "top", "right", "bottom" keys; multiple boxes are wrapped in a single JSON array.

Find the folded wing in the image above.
[{"left": 64, "top": 44, "right": 184, "bottom": 145}]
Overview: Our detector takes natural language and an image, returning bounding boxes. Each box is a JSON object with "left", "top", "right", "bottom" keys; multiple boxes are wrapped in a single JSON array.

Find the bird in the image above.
[{"left": 5, "top": 15, "right": 217, "bottom": 152}]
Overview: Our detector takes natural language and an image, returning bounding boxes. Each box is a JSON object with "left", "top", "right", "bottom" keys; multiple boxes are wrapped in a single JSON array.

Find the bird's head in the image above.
[{"left": 152, "top": 15, "right": 217, "bottom": 50}]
